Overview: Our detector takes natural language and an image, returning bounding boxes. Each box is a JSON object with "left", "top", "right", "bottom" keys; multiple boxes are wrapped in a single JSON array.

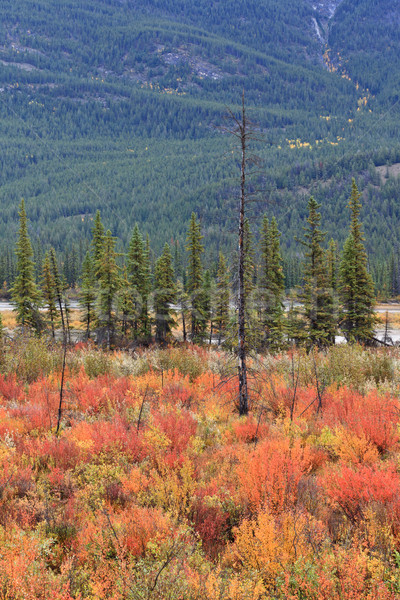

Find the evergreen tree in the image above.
[
  {"left": 185, "top": 213, "right": 206, "bottom": 340},
  {"left": 176, "top": 278, "right": 190, "bottom": 343},
  {"left": 11, "top": 199, "right": 43, "bottom": 332},
  {"left": 96, "top": 230, "right": 120, "bottom": 349},
  {"left": 215, "top": 252, "right": 230, "bottom": 345},
  {"left": 202, "top": 269, "right": 213, "bottom": 343},
  {"left": 327, "top": 238, "right": 339, "bottom": 291},
  {"left": 242, "top": 218, "right": 258, "bottom": 347},
  {"left": 91, "top": 210, "right": 105, "bottom": 268},
  {"left": 118, "top": 265, "right": 131, "bottom": 337},
  {"left": 127, "top": 224, "right": 146, "bottom": 339},
  {"left": 243, "top": 218, "right": 255, "bottom": 302},
  {"left": 49, "top": 247, "right": 68, "bottom": 340},
  {"left": 141, "top": 235, "right": 152, "bottom": 340},
  {"left": 339, "top": 180, "right": 376, "bottom": 343},
  {"left": 41, "top": 251, "right": 58, "bottom": 338},
  {"left": 79, "top": 251, "right": 96, "bottom": 340},
  {"left": 300, "top": 197, "right": 335, "bottom": 347},
  {"left": 61, "top": 274, "right": 72, "bottom": 344},
  {"left": 258, "top": 215, "right": 285, "bottom": 350},
  {"left": 154, "top": 243, "right": 176, "bottom": 344}
]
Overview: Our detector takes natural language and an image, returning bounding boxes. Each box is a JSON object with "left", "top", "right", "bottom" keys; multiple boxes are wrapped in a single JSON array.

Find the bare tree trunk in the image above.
[
  {"left": 238, "top": 92, "right": 248, "bottom": 416},
  {"left": 182, "top": 308, "right": 187, "bottom": 342}
]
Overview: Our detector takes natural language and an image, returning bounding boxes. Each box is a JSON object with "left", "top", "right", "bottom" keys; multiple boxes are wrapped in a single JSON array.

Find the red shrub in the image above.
[
  {"left": 152, "top": 408, "right": 197, "bottom": 467},
  {"left": 192, "top": 484, "right": 230, "bottom": 556},
  {"left": 0, "top": 373, "right": 24, "bottom": 403},
  {"left": 321, "top": 461, "right": 400, "bottom": 522},
  {"left": 237, "top": 436, "right": 312, "bottom": 514},
  {"left": 323, "top": 388, "right": 399, "bottom": 454},
  {"left": 231, "top": 416, "right": 269, "bottom": 444}
]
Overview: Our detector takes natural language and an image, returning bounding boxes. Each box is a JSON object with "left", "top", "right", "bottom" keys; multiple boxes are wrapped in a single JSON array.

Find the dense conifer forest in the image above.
[{"left": 0, "top": 0, "right": 399, "bottom": 291}]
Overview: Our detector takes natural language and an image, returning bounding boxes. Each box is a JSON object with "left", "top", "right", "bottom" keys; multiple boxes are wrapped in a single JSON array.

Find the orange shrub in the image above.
[
  {"left": 322, "top": 388, "right": 399, "bottom": 454},
  {"left": 236, "top": 436, "right": 312, "bottom": 514},
  {"left": 321, "top": 461, "right": 400, "bottom": 522},
  {"left": 152, "top": 408, "right": 197, "bottom": 467}
]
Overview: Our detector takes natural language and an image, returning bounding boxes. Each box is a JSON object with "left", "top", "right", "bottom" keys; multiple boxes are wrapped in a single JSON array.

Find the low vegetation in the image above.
[{"left": 1, "top": 339, "right": 400, "bottom": 598}]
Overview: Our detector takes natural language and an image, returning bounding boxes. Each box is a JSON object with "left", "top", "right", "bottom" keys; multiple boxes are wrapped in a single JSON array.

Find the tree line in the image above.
[{"left": 9, "top": 178, "right": 375, "bottom": 350}]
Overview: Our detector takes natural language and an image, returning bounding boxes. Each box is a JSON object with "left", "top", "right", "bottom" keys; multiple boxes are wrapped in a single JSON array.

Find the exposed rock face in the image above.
[
  {"left": 307, "top": 0, "right": 344, "bottom": 47},
  {"left": 312, "top": 0, "right": 344, "bottom": 19}
]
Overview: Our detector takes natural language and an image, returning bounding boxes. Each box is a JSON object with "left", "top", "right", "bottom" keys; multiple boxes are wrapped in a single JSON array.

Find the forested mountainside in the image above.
[{"left": 0, "top": 0, "right": 399, "bottom": 274}]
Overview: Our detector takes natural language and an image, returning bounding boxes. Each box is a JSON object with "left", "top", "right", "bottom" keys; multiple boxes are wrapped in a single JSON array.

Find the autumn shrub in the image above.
[
  {"left": 230, "top": 415, "right": 269, "bottom": 444},
  {"left": 321, "top": 461, "right": 400, "bottom": 523},
  {"left": 236, "top": 436, "right": 312, "bottom": 514},
  {"left": 277, "top": 543, "right": 396, "bottom": 600},
  {"left": 147, "top": 345, "right": 210, "bottom": 380},
  {"left": 191, "top": 483, "right": 231, "bottom": 556},
  {"left": 2, "top": 334, "right": 62, "bottom": 382},
  {"left": 0, "top": 372, "right": 24, "bottom": 403},
  {"left": 151, "top": 408, "right": 197, "bottom": 467},
  {"left": 227, "top": 507, "right": 326, "bottom": 593},
  {"left": 68, "top": 370, "right": 133, "bottom": 414},
  {"left": 69, "top": 416, "right": 145, "bottom": 462},
  {"left": 322, "top": 387, "right": 399, "bottom": 454},
  {"left": 1, "top": 344, "right": 400, "bottom": 598},
  {"left": 0, "top": 525, "right": 76, "bottom": 599},
  {"left": 80, "top": 347, "right": 117, "bottom": 378}
]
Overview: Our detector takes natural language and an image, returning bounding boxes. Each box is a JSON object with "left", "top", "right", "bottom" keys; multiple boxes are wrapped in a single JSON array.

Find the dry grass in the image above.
[
  {"left": 376, "top": 305, "right": 400, "bottom": 328},
  {"left": 2, "top": 309, "right": 84, "bottom": 331}
]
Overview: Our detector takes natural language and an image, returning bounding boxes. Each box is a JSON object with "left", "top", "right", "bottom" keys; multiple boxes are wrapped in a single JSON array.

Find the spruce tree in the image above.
[
  {"left": 202, "top": 269, "right": 213, "bottom": 343},
  {"left": 186, "top": 213, "right": 206, "bottom": 341},
  {"left": 141, "top": 235, "right": 152, "bottom": 340},
  {"left": 339, "top": 180, "right": 376, "bottom": 343},
  {"left": 79, "top": 251, "right": 96, "bottom": 339},
  {"left": 11, "top": 199, "right": 43, "bottom": 332},
  {"left": 49, "top": 248, "right": 67, "bottom": 340},
  {"left": 118, "top": 265, "right": 131, "bottom": 337},
  {"left": 127, "top": 224, "right": 146, "bottom": 339},
  {"left": 258, "top": 216, "right": 285, "bottom": 350},
  {"left": 327, "top": 239, "right": 339, "bottom": 291},
  {"left": 242, "top": 218, "right": 258, "bottom": 347},
  {"left": 96, "top": 230, "right": 120, "bottom": 349},
  {"left": 300, "top": 197, "right": 335, "bottom": 347},
  {"left": 176, "top": 278, "right": 190, "bottom": 342},
  {"left": 154, "top": 243, "right": 176, "bottom": 344},
  {"left": 42, "top": 251, "right": 58, "bottom": 338},
  {"left": 91, "top": 210, "right": 105, "bottom": 267},
  {"left": 215, "top": 252, "right": 230, "bottom": 345}
]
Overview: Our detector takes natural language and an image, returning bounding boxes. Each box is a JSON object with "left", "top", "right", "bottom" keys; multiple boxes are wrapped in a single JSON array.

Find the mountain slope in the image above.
[{"left": 0, "top": 0, "right": 398, "bottom": 268}]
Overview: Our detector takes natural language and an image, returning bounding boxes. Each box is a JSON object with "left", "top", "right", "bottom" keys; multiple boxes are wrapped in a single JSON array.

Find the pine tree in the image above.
[
  {"left": 339, "top": 180, "right": 376, "bottom": 343},
  {"left": 327, "top": 238, "right": 339, "bottom": 291},
  {"left": 127, "top": 224, "right": 146, "bottom": 339},
  {"left": 11, "top": 199, "right": 43, "bottom": 332},
  {"left": 79, "top": 251, "right": 96, "bottom": 339},
  {"left": 300, "top": 197, "right": 335, "bottom": 347},
  {"left": 186, "top": 213, "right": 206, "bottom": 341},
  {"left": 242, "top": 218, "right": 258, "bottom": 347},
  {"left": 91, "top": 210, "right": 105, "bottom": 267},
  {"left": 96, "top": 230, "right": 120, "bottom": 349},
  {"left": 215, "top": 252, "right": 230, "bottom": 345},
  {"left": 154, "top": 243, "right": 176, "bottom": 344},
  {"left": 258, "top": 216, "right": 285, "bottom": 350},
  {"left": 49, "top": 248, "right": 67, "bottom": 340},
  {"left": 141, "top": 235, "right": 152, "bottom": 340},
  {"left": 118, "top": 265, "right": 131, "bottom": 337},
  {"left": 42, "top": 251, "right": 58, "bottom": 338},
  {"left": 176, "top": 278, "right": 190, "bottom": 342},
  {"left": 202, "top": 269, "right": 213, "bottom": 343}
]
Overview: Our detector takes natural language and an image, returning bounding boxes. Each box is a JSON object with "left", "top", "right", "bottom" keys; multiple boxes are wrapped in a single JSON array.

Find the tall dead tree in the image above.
[
  {"left": 226, "top": 93, "right": 255, "bottom": 416},
  {"left": 238, "top": 94, "right": 248, "bottom": 415}
]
